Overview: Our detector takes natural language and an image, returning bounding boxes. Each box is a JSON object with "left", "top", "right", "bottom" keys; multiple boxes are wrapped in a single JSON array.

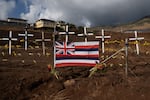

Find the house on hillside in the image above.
[
  {"left": 0, "top": 18, "right": 28, "bottom": 28},
  {"left": 7, "top": 18, "right": 27, "bottom": 24},
  {"left": 35, "top": 19, "right": 56, "bottom": 28}
]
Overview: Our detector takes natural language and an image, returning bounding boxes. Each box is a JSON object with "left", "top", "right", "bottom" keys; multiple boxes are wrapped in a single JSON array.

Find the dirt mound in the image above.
[{"left": 0, "top": 55, "right": 150, "bottom": 100}]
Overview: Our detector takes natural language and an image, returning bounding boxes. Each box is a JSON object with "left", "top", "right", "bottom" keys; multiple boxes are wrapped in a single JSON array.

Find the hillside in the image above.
[
  {"left": 0, "top": 27, "right": 150, "bottom": 100},
  {"left": 89, "top": 16, "right": 150, "bottom": 32},
  {"left": 0, "top": 16, "right": 150, "bottom": 100}
]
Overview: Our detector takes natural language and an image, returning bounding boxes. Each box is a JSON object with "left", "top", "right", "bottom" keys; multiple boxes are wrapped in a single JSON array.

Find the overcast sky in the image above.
[{"left": 0, "top": 0, "right": 150, "bottom": 27}]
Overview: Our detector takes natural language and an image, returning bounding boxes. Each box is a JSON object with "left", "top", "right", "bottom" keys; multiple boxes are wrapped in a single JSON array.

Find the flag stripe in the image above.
[
  {"left": 74, "top": 51, "right": 99, "bottom": 55},
  {"left": 56, "top": 59, "right": 99, "bottom": 65},
  {"left": 56, "top": 54, "right": 99, "bottom": 58},
  {"left": 56, "top": 57, "right": 99, "bottom": 60},
  {"left": 75, "top": 48, "right": 98, "bottom": 51},
  {"left": 75, "top": 45, "right": 99, "bottom": 49},
  {"left": 74, "top": 41, "right": 99, "bottom": 45},
  {"left": 56, "top": 63, "right": 96, "bottom": 67}
]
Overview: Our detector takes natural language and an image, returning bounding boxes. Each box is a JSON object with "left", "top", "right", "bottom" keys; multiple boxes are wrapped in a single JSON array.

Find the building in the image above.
[
  {"left": 35, "top": 19, "right": 56, "bottom": 28},
  {"left": 56, "top": 21, "right": 66, "bottom": 30},
  {"left": 7, "top": 18, "right": 27, "bottom": 24},
  {"left": 0, "top": 18, "right": 28, "bottom": 29}
]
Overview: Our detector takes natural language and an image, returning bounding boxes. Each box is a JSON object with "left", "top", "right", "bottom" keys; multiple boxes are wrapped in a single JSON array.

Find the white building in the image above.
[{"left": 35, "top": 19, "right": 56, "bottom": 28}]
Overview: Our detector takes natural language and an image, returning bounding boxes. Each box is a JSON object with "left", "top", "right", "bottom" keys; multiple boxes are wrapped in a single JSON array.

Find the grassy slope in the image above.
[{"left": 89, "top": 16, "right": 150, "bottom": 32}]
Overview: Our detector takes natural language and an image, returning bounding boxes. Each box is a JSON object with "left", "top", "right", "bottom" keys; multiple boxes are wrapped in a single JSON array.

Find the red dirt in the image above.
[{"left": 0, "top": 29, "right": 150, "bottom": 100}]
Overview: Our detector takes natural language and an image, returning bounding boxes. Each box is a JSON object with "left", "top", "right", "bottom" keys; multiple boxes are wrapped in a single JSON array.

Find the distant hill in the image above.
[{"left": 89, "top": 15, "right": 150, "bottom": 33}]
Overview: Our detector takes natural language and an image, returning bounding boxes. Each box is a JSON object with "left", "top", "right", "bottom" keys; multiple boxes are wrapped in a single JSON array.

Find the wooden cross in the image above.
[
  {"left": 95, "top": 29, "right": 111, "bottom": 53},
  {"left": 58, "top": 25, "right": 75, "bottom": 42},
  {"left": 129, "top": 31, "right": 144, "bottom": 55},
  {"left": 0, "top": 31, "right": 17, "bottom": 55},
  {"left": 18, "top": 29, "right": 33, "bottom": 50},
  {"left": 125, "top": 38, "right": 129, "bottom": 78},
  {"left": 78, "top": 27, "right": 93, "bottom": 42},
  {"left": 35, "top": 31, "right": 51, "bottom": 55}
]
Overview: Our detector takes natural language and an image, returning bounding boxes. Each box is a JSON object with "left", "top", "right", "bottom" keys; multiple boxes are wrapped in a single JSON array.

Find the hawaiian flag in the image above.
[{"left": 55, "top": 41, "right": 99, "bottom": 67}]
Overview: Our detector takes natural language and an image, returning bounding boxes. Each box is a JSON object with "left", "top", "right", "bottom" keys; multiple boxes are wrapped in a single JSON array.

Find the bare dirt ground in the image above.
[{"left": 0, "top": 30, "right": 150, "bottom": 100}]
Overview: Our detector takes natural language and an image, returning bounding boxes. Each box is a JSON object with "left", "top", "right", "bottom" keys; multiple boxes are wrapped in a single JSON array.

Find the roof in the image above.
[
  {"left": 7, "top": 18, "right": 27, "bottom": 21},
  {"left": 36, "top": 19, "right": 56, "bottom": 22}
]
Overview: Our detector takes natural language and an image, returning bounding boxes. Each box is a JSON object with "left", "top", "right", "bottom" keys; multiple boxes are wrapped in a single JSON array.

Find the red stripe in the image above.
[
  {"left": 64, "top": 42, "right": 67, "bottom": 55},
  {"left": 75, "top": 45, "right": 99, "bottom": 49},
  {"left": 55, "top": 63, "right": 96, "bottom": 68},
  {"left": 56, "top": 54, "right": 99, "bottom": 58}
]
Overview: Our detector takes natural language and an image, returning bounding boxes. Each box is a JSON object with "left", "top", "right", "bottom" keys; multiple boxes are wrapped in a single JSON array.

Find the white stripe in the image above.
[
  {"left": 56, "top": 59, "right": 99, "bottom": 64},
  {"left": 74, "top": 41, "right": 99, "bottom": 46},
  {"left": 74, "top": 51, "right": 99, "bottom": 55}
]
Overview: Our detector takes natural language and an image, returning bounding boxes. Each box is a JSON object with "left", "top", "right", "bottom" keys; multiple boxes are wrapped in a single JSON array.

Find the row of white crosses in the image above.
[
  {"left": 1, "top": 25, "right": 75, "bottom": 55},
  {"left": 0, "top": 26, "right": 144, "bottom": 55},
  {"left": 0, "top": 30, "right": 51, "bottom": 55},
  {"left": 95, "top": 30, "right": 144, "bottom": 54},
  {"left": 58, "top": 26, "right": 94, "bottom": 43},
  {"left": 40, "top": 27, "right": 144, "bottom": 55}
]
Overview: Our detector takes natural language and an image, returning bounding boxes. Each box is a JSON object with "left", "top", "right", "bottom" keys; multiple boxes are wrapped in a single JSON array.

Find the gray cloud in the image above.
[
  {"left": 0, "top": 0, "right": 16, "bottom": 19},
  {"left": 20, "top": 0, "right": 150, "bottom": 27}
]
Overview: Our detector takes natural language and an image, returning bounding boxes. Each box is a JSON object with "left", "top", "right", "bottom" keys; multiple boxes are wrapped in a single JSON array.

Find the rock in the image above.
[{"left": 63, "top": 79, "right": 75, "bottom": 87}]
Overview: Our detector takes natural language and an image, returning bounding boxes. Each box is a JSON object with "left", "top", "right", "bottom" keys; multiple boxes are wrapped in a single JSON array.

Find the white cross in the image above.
[
  {"left": 95, "top": 29, "right": 111, "bottom": 53},
  {"left": 58, "top": 25, "right": 75, "bottom": 42},
  {"left": 0, "top": 31, "right": 17, "bottom": 55},
  {"left": 129, "top": 31, "right": 144, "bottom": 55},
  {"left": 35, "top": 31, "right": 51, "bottom": 55},
  {"left": 77, "top": 27, "right": 93, "bottom": 42},
  {"left": 18, "top": 29, "right": 33, "bottom": 50}
]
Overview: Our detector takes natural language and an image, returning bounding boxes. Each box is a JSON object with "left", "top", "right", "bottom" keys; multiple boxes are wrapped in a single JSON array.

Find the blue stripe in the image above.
[
  {"left": 56, "top": 57, "right": 99, "bottom": 60},
  {"left": 75, "top": 48, "right": 99, "bottom": 51}
]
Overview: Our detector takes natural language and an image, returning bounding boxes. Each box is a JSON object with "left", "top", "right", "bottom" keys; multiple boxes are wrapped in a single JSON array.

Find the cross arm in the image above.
[
  {"left": 44, "top": 39, "right": 51, "bottom": 41},
  {"left": 129, "top": 37, "right": 144, "bottom": 41},
  {"left": 11, "top": 38, "right": 18, "bottom": 41},
  {"left": 68, "top": 32, "right": 75, "bottom": 34},
  {"left": 87, "top": 33, "right": 93, "bottom": 36},
  {"left": 28, "top": 34, "right": 34, "bottom": 37},
  {"left": 0, "top": 38, "right": 9, "bottom": 40},
  {"left": 35, "top": 39, "right": 42, "bottom": 42},
  {"left": 58, "top": 32, "right": 66, "bottom": 35},
  {"left": 95, "top": 36, "right": 102, "bottom": 39},
  {"left": 77, "top": 34, "right": 84, "bottom": 36}
]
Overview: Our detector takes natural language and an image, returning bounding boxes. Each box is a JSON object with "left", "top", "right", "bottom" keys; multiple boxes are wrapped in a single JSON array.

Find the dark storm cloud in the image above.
[{"left": 20, "top": 0, "right": 150, "bottom": 27}]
